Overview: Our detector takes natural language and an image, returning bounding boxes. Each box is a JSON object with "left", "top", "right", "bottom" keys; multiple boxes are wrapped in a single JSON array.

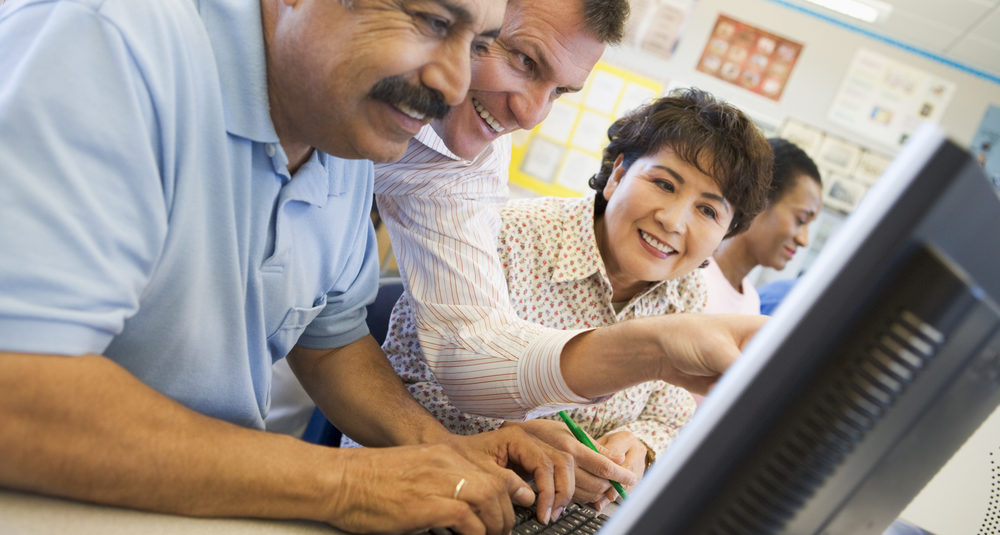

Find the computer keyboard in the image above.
[
  {"left": 419, "top": 501, "right": 609, "bottom": 535},
  {"left": 511, "top": 502, "right": 608, "bottom": 535}
]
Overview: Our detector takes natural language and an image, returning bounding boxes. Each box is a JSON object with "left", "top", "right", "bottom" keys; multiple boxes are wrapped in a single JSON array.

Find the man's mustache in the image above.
[{"left": 369, "top": 76, "right": 450, "bottom": 120}]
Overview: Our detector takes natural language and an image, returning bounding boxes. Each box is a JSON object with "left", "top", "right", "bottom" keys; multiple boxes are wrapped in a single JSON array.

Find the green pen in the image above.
[{"left": 557, "top": 410, "right": 628, "bottom": 500}]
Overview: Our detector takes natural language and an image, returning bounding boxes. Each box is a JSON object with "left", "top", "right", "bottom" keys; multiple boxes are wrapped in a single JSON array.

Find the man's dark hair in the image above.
[
  {"left": 767, "top": 137, "right": 822, "bottom": 205},
  {"left": 589, "top": 87, "right": 774, "bottom": 238},
  {"left": 582, "top": 0, "right": 630, "bottom": 45},
  {"left": 584, "top": 0, "right": 629, "bottom": 45}
]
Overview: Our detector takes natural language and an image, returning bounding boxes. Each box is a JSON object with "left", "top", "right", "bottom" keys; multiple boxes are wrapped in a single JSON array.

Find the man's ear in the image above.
[{"left": 603, "top": 153, "right": 626, "bottom": 201}]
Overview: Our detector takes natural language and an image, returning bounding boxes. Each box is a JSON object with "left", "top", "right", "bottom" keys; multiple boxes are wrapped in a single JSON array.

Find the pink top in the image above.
[{"left": 702, "top": 257, "right": 760, "bottom": 315}]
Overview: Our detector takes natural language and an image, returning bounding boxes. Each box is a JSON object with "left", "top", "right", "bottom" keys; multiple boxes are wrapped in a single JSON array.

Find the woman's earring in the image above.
[{"left": 699, "top": 259, "right": 710, "bottom": 269}]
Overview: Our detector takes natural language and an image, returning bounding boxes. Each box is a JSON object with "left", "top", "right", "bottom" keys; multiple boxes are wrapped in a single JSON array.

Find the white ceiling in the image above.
[{"left": 775, "top": 0, "right": 1000, "bottom": 83}]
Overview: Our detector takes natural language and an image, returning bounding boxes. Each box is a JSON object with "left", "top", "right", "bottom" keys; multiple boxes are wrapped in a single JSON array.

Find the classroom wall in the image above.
[
  {"left": 604, "top": 0, "right": 1000, "bottom": 155},
  {"left": 589, "top": 0, "right": 1000, "bottom": 286}
]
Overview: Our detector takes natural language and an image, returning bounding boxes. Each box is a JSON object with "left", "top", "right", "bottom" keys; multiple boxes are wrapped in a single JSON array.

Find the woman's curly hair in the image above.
[{"left": 589, "top": 87, "right": 774, "bottom": 237}]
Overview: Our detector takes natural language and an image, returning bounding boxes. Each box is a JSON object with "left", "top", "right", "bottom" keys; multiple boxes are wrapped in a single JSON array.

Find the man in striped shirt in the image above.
[
  {"left": 358, "top": 0, "right": 765, "bottom": 510},
  {"left": 373, "top": 0, "right": 764, "bottom": 422}
]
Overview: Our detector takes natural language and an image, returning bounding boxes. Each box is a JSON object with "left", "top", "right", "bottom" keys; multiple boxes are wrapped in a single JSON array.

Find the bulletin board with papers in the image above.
[
  {"left": 827, "top": 48, "right": 956, "bottom": 148},
  {"left": 509, "top": 62, "right": 664, "bottom": 197}
]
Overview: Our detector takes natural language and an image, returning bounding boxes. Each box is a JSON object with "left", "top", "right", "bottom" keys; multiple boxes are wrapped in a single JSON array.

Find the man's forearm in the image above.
[
  {"left": 559, "top": 314, "right": 765, "bottom": 400},
  {"left": 559, "top": 319, "right": 665, "bottom": 399},
  {"left": 0, "top": 350, "right": 562, "bottom": 533},
  {"left": 0, "top": 352, "right": 337, "bottom": 521},
  {"left": 287, "top": 337, "right": 452, "bottom": 448}
]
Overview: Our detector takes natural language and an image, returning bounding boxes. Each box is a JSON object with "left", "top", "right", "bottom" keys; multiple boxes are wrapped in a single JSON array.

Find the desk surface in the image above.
[
  {"left": 0, "top": 489, "right": 342, "bottom": 535},
  {"left": 1, "top": 483, "right": 964, "bottom": 535},
  {"left": 0, "top": 488, "right": 620, "bottom": 535}
]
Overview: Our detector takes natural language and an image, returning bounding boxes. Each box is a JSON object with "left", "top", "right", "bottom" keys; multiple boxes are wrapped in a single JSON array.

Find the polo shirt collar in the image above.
[
  {"left": 197, "top": 0, "right": 280, "bottom": 144},
  {"left": 199, "top": 0, "right": 345, "bottom": 209}
]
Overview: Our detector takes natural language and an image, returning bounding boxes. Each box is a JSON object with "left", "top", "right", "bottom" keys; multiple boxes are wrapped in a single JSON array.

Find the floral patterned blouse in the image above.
[{"left": 343, "top": 195, "right": 705, "bottom": 453}]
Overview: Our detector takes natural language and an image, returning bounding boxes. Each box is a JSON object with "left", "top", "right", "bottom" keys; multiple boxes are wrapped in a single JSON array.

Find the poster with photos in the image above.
[
  {"left": 828, "top": 48, "right": 955, "bottom": 148},
  {"left": 695, "top": 14, "right": 802, "bottom": 101}
]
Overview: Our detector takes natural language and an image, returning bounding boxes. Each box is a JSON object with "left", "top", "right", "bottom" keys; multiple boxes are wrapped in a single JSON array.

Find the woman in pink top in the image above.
[{"left": 705, "top": 138, "right": 823, "bottom": 315}]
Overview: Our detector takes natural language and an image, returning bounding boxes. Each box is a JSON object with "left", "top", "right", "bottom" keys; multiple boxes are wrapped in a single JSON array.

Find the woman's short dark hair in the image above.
[
  {"left": 767, "top": 137, "right": 822, "bottom": 205},
  {"left": 588, "top": 87, "right": 773, "bottom": 237}
]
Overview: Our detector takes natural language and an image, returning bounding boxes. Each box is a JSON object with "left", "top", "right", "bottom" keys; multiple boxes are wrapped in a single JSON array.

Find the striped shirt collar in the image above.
[{"left": 414, "top": 124, "right": 464, "bottom": 162}]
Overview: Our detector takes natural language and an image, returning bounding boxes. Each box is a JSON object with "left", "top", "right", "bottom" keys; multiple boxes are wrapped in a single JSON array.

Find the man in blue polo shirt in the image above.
[{"left": 0, "top": 0, "right": 580, "bottom": 532}]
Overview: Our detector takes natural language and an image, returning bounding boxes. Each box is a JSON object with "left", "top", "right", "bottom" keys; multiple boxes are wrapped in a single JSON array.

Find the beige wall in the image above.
[{"left": 604, "top": 0, "right": 1000, "bottom": 155}]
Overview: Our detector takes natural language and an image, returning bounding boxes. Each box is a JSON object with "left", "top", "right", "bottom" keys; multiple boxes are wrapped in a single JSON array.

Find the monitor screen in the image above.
[{"left": 603, "top": 123, "right": 1000, "bottom": 535}]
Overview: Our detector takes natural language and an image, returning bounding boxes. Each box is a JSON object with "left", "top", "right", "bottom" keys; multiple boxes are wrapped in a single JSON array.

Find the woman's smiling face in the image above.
[
  {"left": 597, "top": 147, "right": 734, "bottom": 300},
  {"left": 743, "top": 173, "right": 823, "bottom": 270}
]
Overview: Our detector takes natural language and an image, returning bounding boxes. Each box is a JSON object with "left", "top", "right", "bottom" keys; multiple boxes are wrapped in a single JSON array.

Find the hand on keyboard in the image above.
[{"left": 502, "top": 420, "right": 639, "bottom": 506}]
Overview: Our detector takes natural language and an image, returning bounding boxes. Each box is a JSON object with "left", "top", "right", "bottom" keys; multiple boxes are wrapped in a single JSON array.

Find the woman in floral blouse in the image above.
[{"left": 344, "top": 88, "right": 773, "bottom": 510}]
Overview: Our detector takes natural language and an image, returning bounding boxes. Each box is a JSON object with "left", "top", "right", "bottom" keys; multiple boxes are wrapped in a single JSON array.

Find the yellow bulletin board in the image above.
[{"left": 509, "top": 61, "right": 665, "bottom": 198}]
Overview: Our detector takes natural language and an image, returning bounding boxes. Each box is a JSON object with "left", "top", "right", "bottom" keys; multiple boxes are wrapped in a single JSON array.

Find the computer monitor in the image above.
[{"left": 603, "top": 123, "right": 1000, "bottom": 534}]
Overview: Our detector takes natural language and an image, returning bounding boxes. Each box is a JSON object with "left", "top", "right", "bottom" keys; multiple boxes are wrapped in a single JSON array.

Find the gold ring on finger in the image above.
[{"left": 452, "top": 477, "right": 467, "bottom": 500}]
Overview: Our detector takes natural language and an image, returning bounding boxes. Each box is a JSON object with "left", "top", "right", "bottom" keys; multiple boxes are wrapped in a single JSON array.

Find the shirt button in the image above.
[{"left": 265, "top": 143, "right": 276, "bottom": 157}]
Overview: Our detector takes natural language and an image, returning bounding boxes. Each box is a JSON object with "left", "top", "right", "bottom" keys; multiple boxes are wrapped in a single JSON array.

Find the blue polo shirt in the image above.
[{"left": 0, "top": 0, "right": 378, "bottom": 428}]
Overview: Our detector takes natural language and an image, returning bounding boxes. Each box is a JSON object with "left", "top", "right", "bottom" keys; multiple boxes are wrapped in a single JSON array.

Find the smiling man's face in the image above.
[
  {"left": 264, "top": 0, "right": 505, "bottom": 162},
  {"left": 430, "top": 0, "right": 605, "bottom": 160}
]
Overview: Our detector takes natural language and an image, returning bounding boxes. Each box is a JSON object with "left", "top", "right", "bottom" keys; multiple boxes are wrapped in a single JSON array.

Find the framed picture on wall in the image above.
[
  {"left": 822, "top": 173, "right": 868, "bottom": 214},
  {"left": 853, "top": 151, "right": 894, "bottom": 186},
  {"left": 695, "top": 14, "right": 803, "bottom": 101},
  {"left": 779, "top": 119, "right": 825, "bottom": 157},
  {"left": 816, "top": 136, "right": 863, "bottom": 174}
]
